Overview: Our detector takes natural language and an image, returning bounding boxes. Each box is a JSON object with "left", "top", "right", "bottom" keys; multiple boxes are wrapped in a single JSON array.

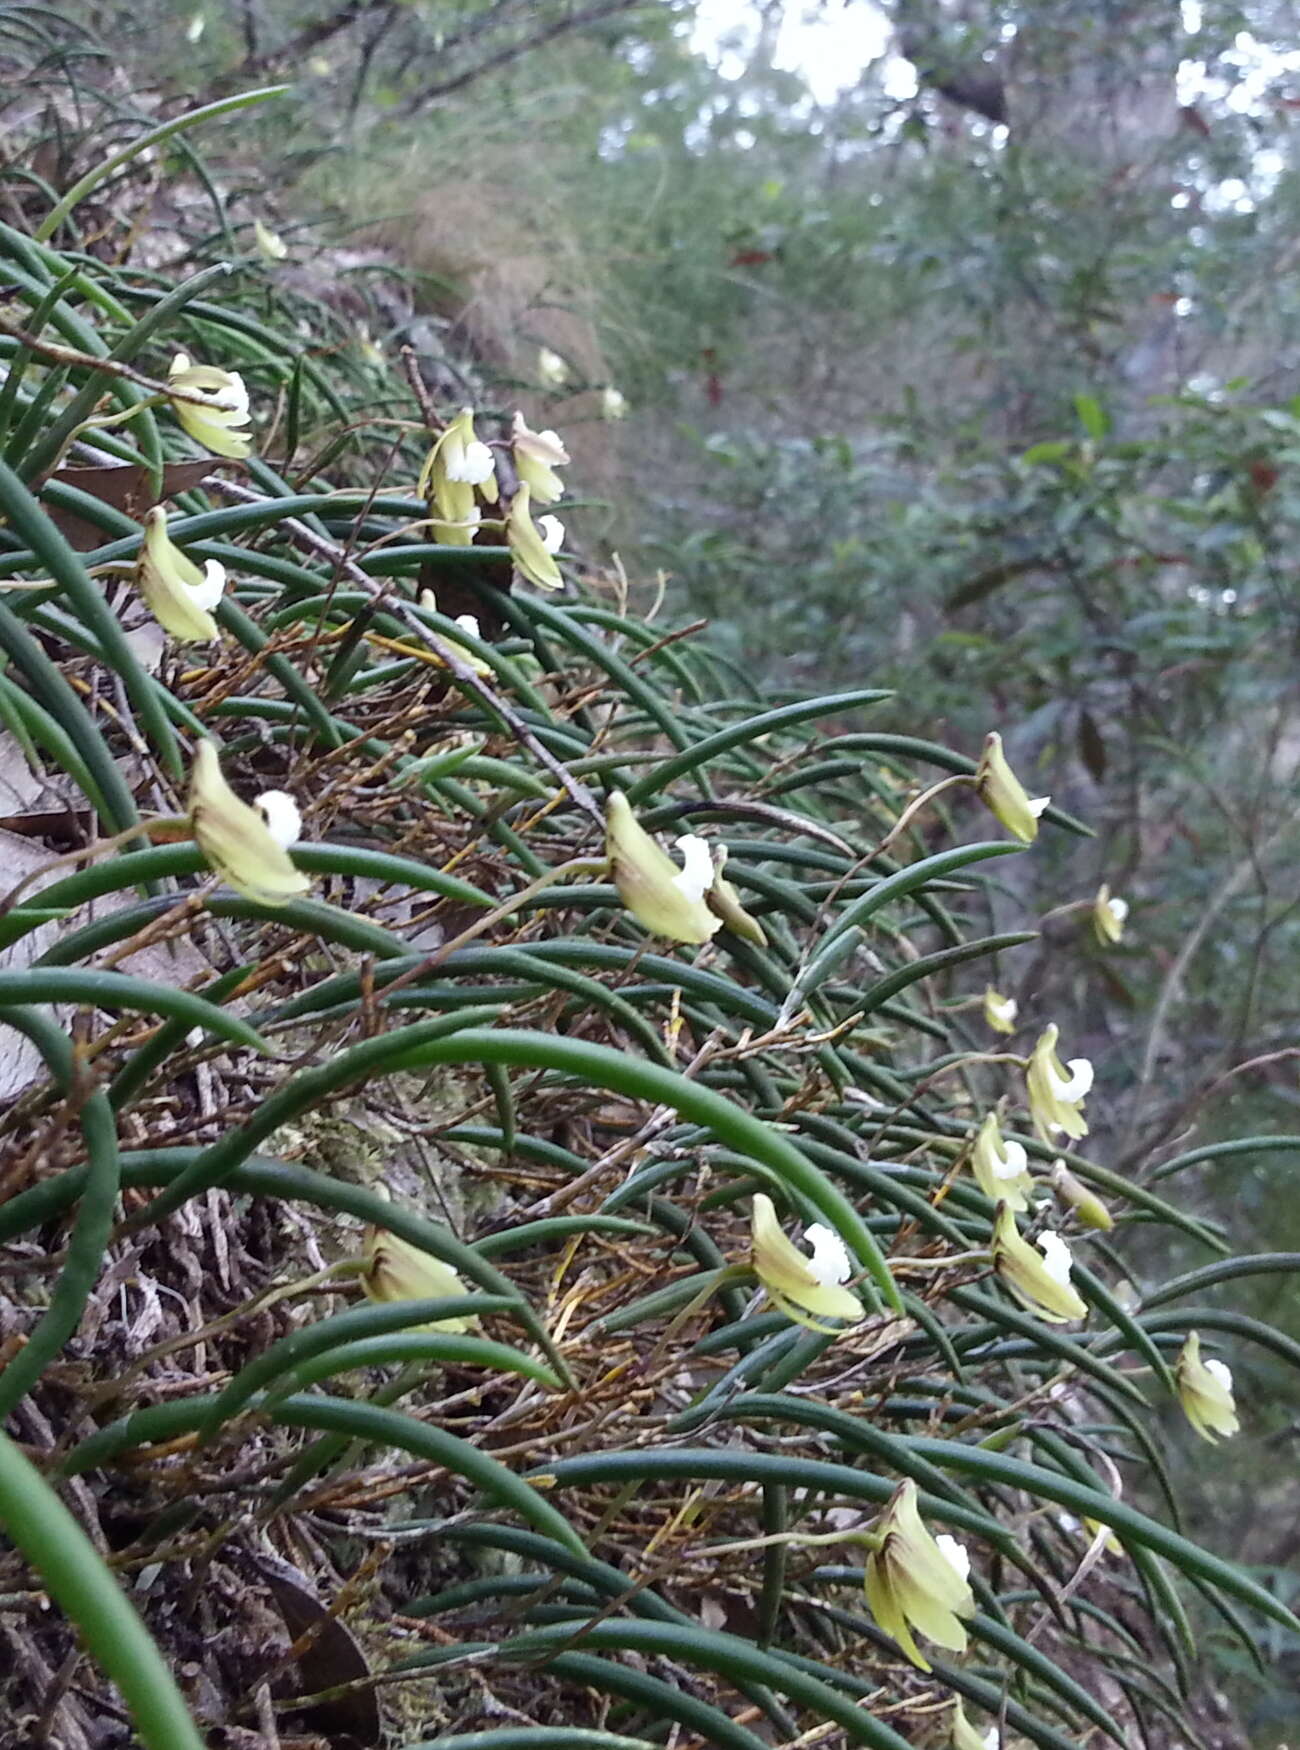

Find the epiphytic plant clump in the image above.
[{"left": 0, "top": 17, "right": 1294, "bottom": 1750}]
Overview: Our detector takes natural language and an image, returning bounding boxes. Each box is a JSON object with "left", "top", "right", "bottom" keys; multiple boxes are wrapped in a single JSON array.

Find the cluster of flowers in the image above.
[
  {"left": 744, "top": 1178, "right": 1236, "bottom": 1722},
  {"left": 140, "top": 354, "right": 596, "bottom": 651},
  {"left": 594, "top": 735, "right": 1238, "bottom": 1728},
  {"left": 417, "top": 405, "right": 568, "bottom": 593},
  {"left": 537, "top": 344, "right": 629, "bottom": 420},
  {"left": 180, "top": 725, "right": 1242, "bottom": 1367},
  {"left": 148, "top": 361, "right": 1240, "bottom": 1734},
  {"left": 970, "top": 737, "right": 1237, "bottom": 1443}
]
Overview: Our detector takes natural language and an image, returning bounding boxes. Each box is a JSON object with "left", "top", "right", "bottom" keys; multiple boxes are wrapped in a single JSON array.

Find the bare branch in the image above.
[
  {"left": 396, "top": 0, "right": 651, "bottom": 116},
  {"left": 223, "top": 0, "right": 388, "bottom": 83}
]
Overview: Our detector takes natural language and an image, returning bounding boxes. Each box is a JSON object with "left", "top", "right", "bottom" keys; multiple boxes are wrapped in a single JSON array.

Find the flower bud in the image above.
[
  {"left": 750, "top": 1193, "right": 861, "bottom": 1332},
  {"left": 1026, "top": 1024, "right": 1092, "bottom": 1140},
  {"left": 983, "top": 987, "right": 1017, "bottom": 1034},
  {"left": 601, "top": 385, "right": 628, "bottom": 420},
  {"left": 167, "top": 352, "right": 253, "bottom": 458},
  {"left": 136, "top": 507, "right": 225, "bottom": 641},
  {"left": 1050, "top": 1160, "right": 1113, "bottom": 1230},
  {"left": 1175, "top": 1331, "right": 1239, "bottom": 1442},
  {"left": 605, "top": 792, "right": 722, "bottom": 943},
  {"left": 362, "top": 1227, "right": 478, "bottom": 1332},
  {"left": 991, "top": 1203, "right": 1088, "bottom": 1323},
  {"left": 970, "top": 1114, "right": 1033, "bottom": 1213},
  {"left": 975, "top": 732, "right": 1049, "bottom": 844},
  {"left": 863, "top": 1478, "right": 976, "bottom": 1670},
  {"left": 187, "top": 740, "right": 311, "bottom": 907},
  {"left": 1093, "top": 883, "right": 1128, "bottom": 946}
]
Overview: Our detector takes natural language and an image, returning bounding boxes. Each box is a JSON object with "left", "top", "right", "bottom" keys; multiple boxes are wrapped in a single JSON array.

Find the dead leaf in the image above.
[
  {"left": 0, "top": 730, "right": 79, "bottom": 828},
  {"left": 40, "top": 460, "right": 223, "bottom": 551},
  {"left": 1078, "top": 708, "right": 1108, "bottom": 783},
  {"left": 85, "top": 886, "right": 210, "bottom": 988},
  {"left": 251, "top": 1554, "right": 381, "bottom": 1749},
  {"left": 123, "top": 620, "right": 166, "bottom": 674},
  {"left": 0, "top": 824, "right": 68, "bottom": 1101}
]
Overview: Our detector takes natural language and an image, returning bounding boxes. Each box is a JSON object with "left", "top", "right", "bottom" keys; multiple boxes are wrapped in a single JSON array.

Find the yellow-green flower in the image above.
[
  {"left": 187, "top": 740, "right": 311, "bottom": 907},
  {"left": 749, "top": 1193, "right": 862, "bottom": 1332},
  {"left": 1082, "top": 1517, "right": 1125, "bottom": 1557},
  {"left": 418, "top": 408, "right": 498, "bottom": 546},
  {"left": 356, "top": 323, "right": 384, "bottom": 368},
  {"left": 975, "top": 732, "right": 1049, "bottom": 844},
  {"left": 511, "top": 412, "right": 569, "bottom": 505},
  {"left": 1026, "top": 1024, "right": 1092, "bottom": 1140},
  {"left": 950, "top": 1700, "right": 994, "bottom": 1750},
  {"left": 991, "top": 1203, "right": 1087, "bottom": 1323},
  {"left": 605, "top": 793, "right": 720, "bottom": 943},
  {"left": 863, "top": 1478, "right": 975, "bottom": 1670},
  {"left": 601, "top": 385, "right": 629, "bottom": 420},
  {"left": 1175, "top": 1331, "right": 1239, "bottom": 1442},
  {"left": 538, "top": 346, "right": 570, "bottom": 387},
  {"left": 506, "top": 482, "right": 564, "bottom": 590},
  {"left": 983, "top": 987, "right": 1018, "bottom": 1034},
  {"left": 362, "top": 1227, "right": 477, "bottom": 1332},
  {"left": 418, "top": 588, "right": 492, "bottom": 676},
  {"left": 167, "top": 352, "right": 253, "bottom": 458},
  {"left": 135, "top": 507, "right": 225, "bottom": 641},
  {"left": 705, "top": 845, "right": 767, "bottom": 945},
  {"left": 1093, "top": 884, "right": 1128, "bottom": 946},
  {"left": 970, "top": 1114, "right": 1033, "bottom": 1213},
  {"left": 1049, "top": 1160, "right": 1113, "bottom": 1231},
  {"left": 253, "top": 218, "right": 287, "bottom": 262}
]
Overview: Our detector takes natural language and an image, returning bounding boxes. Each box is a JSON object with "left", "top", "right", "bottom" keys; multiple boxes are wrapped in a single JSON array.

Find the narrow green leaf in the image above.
[
  {"left": 269, "top": 1394, "right": 587, "bottom": 1555},
  {"left": 625, "top": 689, "right": 892, "bottom": 803},
  {"left": 0, "top": 1432, "right": 206, "bottom": 1750},
  {"left": 36, "top": 86, "right": 289, "bottom": 241}
]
